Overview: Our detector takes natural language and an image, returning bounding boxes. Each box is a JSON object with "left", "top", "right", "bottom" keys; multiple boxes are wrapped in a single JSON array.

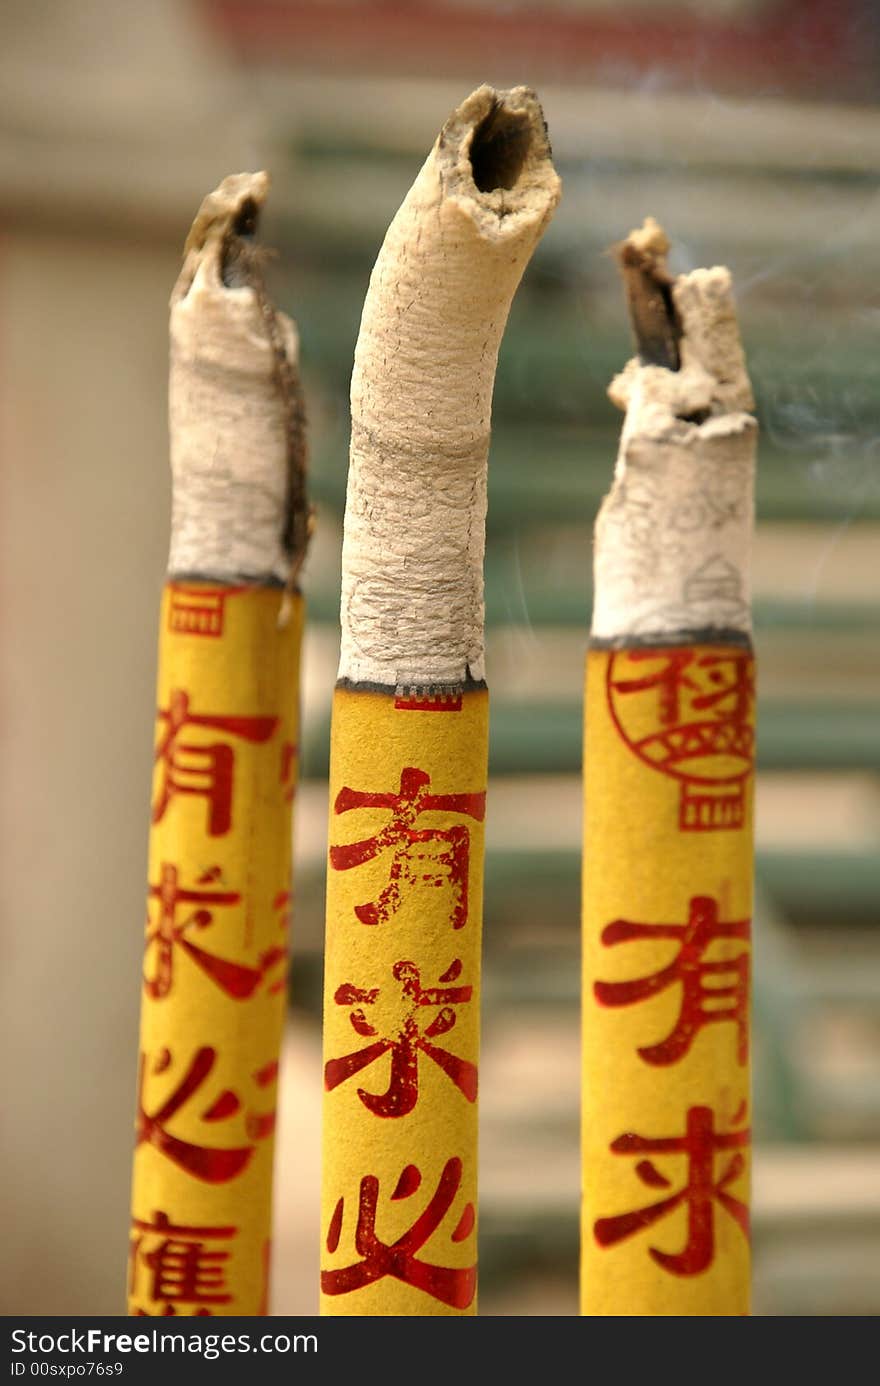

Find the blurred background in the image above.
[{"left": 2, "top": 0, "right": 880, "bottom": 1317}]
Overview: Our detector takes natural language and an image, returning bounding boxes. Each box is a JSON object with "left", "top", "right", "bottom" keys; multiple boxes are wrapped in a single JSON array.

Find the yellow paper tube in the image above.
[
  {"left": 581, "top": 221, "right": 757, "bottom": 1316},
  {"left": 321, "top": 687, "right": 487, "bottom": 1315},
  {"left": 131, "top": 584, "right": 301, "bottom": 1315},
  {"left": 320, "top": 86, "right": 560, "bottom": 1315},
  {"left": 129, "top": 174, "right": 309, "bottom": 1316},
  {"left": 582, "top": 643, "right": 754, "bottom": 1315}
]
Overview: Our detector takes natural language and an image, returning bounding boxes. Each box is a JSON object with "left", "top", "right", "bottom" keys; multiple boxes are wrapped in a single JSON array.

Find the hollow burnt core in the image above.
[
  {"left": 221, "top": 195, "right": 261, "bottom": 289},
  {"left": 233, "top": 195, "right": 259, "bottom": 239},
  {"left": 469, "top": 99, "right": 533, "bottom": 192}
]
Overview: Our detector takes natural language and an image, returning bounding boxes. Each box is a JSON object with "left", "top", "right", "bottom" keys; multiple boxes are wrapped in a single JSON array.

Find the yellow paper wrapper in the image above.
[
  {"left": 129, "top": 581, "right": 302, "bottom": 1316},
  {"left": 321, "top": 686, "right": 488, "bottom": 1315},
  {"left": 582, "top": 643, "right": 755, "bottom": 1316}
]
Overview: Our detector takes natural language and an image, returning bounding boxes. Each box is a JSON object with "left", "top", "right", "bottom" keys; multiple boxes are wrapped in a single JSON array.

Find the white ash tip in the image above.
[
  {"left": 609, "top": 229, "right": 753, "bottom": 420},
  {"left": 436, "top": 83, "right": 561, "bottom": 233},
  {"left": 673, "top": 266, "right": 754, "bottom": 415},
  {"left": 174, "top": 171, "right": 271, "bottom": 305},
  {"left": 183, "top": 170, "right": 270, "bottom": 257},
  {"left": 167, "top": 170, "right": 301, "bottom": 586},
  {"left": 623, "top": 215, "right": 671, "bottom": 265},
  {"left": 593, "top": 225, "right": 756, "bottom": 643},
  {"left": 340, "top": 85, "right": 560, "bottom": 688}
]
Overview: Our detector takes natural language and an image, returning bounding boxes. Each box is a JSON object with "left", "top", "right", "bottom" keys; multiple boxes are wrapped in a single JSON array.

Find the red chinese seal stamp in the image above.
[{"left": 607, "top": 647, "right": 755, "bottom": 832}]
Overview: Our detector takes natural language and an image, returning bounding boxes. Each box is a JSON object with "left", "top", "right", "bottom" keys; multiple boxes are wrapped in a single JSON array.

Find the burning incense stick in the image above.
[
  {"left": 320, "top": 86, "right": 560, "bottom": 1316},
  {"left": 582, "top": 218, "right": 756, "bottom": 1316},
  {"left": 129, "top": 173, "right": 308, "bottom": 1317}
]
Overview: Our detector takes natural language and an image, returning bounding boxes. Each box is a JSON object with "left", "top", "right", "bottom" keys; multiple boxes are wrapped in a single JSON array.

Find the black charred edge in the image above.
[
  {"left": 616, "top": 241, "right": 681, "bottom": 371},
  {"left": 217, "top": 221, "right": 311, "bottom": 573},
  {"left": 589, "top": 627, "right": 753, "bottom": 652},
  {"left": 220, "top": 196, "right": 261, "bottom": 288},
  {"left": 280, "top": 388, "right": 310, "bottom": 571},
  {"left": 335, "top": 676, "right": 488, "bottom": 696},
  {"left": 233, "top": 195, "right": 259, "bottom": 239},
  {"left": 166, "top": 569, "right": 297, "bottom": 593}
]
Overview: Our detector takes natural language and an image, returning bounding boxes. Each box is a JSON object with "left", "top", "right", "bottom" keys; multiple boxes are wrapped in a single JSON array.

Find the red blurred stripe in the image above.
[{"left": 199, "top": 1, "right": 873, "bottom": 98}]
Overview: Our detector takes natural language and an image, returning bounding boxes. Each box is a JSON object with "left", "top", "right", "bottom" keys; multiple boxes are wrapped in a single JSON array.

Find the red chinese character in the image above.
[
  {"left": 247, "top": 1059, "right": 279, "bottom": 1142},
  {"left": 609, "top": 649, "right": 699, "bottom": 726},
  {"left": 594, "top": 1104, "right": 750, "bottom": 1275},
  {"left": 129, "top": 1210, "right": 235, "bottom": 1315},
  {"left": 144, "top": 864, "right": 285, "bottom": 1001},
  {"left": 594, "top": 896, "right": 750, "bottom": 1064},
  {"left": 325, "top": 959, "right": 477, "bottom": 1117},
  {"left": 152, "top": 690, "right": 278, "bottom": 836},
  {"left": 322, "top": 1159, "right": 476, "bottom": 1309},
  {"left": 691, "top": 653, "right": 755, "bottom": 721},
  {"left": 135, "top": 1047, "right": 254, "bottom": 1183},
  {"left": 329, "top": 767, "right": 486, "bottom": 928},
  {"left": 144, "top": 864, "right": 242, "bottom": 1000}
]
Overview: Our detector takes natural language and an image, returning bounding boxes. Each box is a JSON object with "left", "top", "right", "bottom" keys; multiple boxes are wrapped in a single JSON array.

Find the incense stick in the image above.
[
  {"left": 128, "top": 172, "right": 308, "bottom": 1317},
  {"left": 320, "top": 85, "right": 560, "bottom": 1316},
  {"left": 582, "top": 218, "right": 756, "bottom": 1316}
]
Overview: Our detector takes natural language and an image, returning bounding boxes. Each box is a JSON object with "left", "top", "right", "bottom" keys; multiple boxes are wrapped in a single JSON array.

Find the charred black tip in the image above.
[
  {"left": 616, "top": 240, "right": 681, "bottom": 372},
  {"left": 221, "top": 198, "right": 262, "bottom": 287},
  {"left": 233, "top": 196, "right": 259, "bottom": 239}
]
